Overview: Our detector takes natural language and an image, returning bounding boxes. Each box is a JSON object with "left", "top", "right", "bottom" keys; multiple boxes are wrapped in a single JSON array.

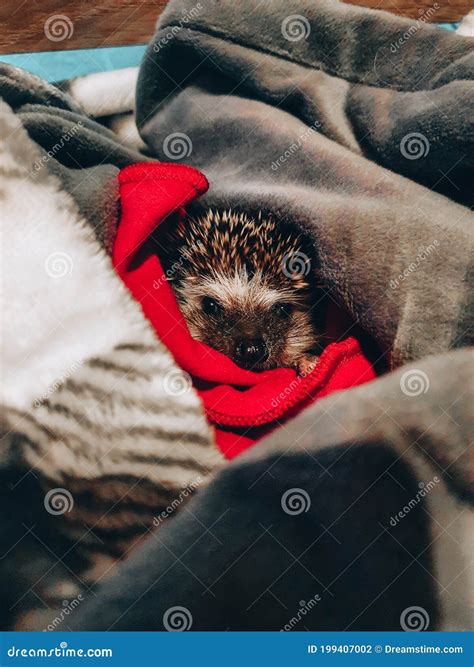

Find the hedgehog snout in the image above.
[{"left": 234, "top": 337, "right": 268, "bottom": 367}]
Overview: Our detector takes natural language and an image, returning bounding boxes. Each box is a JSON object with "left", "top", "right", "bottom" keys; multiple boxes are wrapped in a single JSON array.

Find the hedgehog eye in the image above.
[
  {"left": 273, "top": 302, "right": 293, "bottom": 318},
  {"left": 202, "top": 296, "right": 222, "bottom": 316}
]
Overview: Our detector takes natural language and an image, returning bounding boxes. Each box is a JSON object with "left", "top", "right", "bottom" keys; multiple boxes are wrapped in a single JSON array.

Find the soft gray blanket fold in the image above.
[
  {"left": 138, "top": 0, "right": 474, "bottom": 365},
  {"left": 0, "top": 0, "right": 473, "bottom": 632}
]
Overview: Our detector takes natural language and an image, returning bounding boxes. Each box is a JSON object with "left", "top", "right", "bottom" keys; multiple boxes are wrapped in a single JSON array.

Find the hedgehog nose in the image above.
[{"left": 235, "top": 338, "right": 268, "bottom": 365}]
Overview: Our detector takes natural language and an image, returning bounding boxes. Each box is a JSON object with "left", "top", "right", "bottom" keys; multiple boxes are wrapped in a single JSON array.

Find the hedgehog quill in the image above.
[{"left": 161, "top": 210, "right": 326, "bottom": 375}]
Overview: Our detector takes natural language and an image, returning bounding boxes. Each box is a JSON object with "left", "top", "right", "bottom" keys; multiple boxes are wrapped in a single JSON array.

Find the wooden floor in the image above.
[
  {"left": 348, "top": 0, "right": 470, "bottom": 21},
  {"left": 0, "top": 0, "right": 470, "bottom": 54}
]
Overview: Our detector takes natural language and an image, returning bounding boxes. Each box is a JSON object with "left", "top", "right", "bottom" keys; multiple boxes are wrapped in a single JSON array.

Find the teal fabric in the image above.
[
  {"left": 438, "top": 22, "right": 459, "bottom": 31},
  {"left": 0, "top": 45, "right": 147, "bottom": 82}
]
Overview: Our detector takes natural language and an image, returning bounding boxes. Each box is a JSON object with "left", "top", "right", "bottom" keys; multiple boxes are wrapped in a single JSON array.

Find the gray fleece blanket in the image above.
[{"left": 0, "top": 0, "right": 473, "bottom": 632}]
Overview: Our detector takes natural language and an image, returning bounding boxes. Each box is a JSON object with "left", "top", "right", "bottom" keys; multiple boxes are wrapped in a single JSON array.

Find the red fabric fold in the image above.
[{"left": 113, "top": 163, "right": 376, "bottom": 459}]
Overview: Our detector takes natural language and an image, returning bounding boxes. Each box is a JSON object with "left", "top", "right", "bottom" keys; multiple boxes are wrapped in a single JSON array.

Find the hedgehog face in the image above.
[
  {"left": 173, "top": 269, "right": 319, "bottom": 370},
  {"left": 160, "top": 210, "right": 325, "bottom": 371}
]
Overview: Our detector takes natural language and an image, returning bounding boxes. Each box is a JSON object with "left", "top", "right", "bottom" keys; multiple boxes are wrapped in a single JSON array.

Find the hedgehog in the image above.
[{"left": 159, "top": 209, "right": 326, "bottom": 375}]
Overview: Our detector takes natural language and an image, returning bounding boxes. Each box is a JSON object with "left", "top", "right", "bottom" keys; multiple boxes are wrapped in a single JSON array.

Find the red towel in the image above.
[{"left": 113, "top": 163, "right": 376, "bottom": 459}]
